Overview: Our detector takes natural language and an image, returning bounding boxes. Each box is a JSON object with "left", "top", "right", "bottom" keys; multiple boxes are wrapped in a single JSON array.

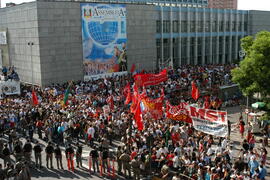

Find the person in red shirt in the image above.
[
  {"left": 239, "top": 120, "right": 245, "bottom": 138},
  {"left": 166, "top": 151, "right": 174, "bottom": 167},
  {"left": 130, "top": 147, "right": 137, "bottom": 160}
]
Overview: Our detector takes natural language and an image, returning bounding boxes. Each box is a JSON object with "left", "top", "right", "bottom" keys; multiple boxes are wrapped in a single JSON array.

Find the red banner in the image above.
[
  {"left": 134, "top": 69, "right": 168, "bottom": 87},
  {"left": 141, "top": 96, "right": 164, "bottom": 120},
  {"left": 166, "top": 101, "right": 192, "bottom": 123}
]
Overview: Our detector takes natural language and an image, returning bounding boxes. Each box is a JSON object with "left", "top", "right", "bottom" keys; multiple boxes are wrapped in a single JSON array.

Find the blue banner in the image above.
[{"left": 81, "top": 3, "right": 127, "bottom": 76}]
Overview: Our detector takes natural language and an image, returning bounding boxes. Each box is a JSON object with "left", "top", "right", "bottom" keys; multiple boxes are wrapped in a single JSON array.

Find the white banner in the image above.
[
  {"left": 0, "top": 80, "right": 21, "bottom": 95},
  {"left": 189, "top": 106, "right": 228, "bottom": 137}
]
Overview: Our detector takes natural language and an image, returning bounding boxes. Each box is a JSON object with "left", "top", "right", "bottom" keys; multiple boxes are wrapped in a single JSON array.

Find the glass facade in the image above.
[{"left": 156, "top": 7, "right": 248, "bottom": 66}]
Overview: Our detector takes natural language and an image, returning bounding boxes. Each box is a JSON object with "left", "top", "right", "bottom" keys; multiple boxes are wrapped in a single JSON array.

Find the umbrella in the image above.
[{"left": 251, "top": 102, "right": 266, "bottom": 109}]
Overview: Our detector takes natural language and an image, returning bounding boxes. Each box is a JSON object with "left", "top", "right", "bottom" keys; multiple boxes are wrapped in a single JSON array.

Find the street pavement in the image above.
[{"left": 0, "top": 106, "right": 269, "bottom": 180}]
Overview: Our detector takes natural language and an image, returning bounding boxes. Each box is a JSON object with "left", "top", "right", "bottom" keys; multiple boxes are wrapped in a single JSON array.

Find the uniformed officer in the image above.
[
  {"left": 116, "top": 146, "right": 123, "bottom": 175},
  {"left": 119, "top": 150, "right": 131, "bottom": 178},
  {"left": 75, "top": 143, "right": 83, "bottom": 168},
  {"left": 2, "top": 144, "right": 11, "bottom": 167},
  {"left": 90, "top": 145, "right": 99, "bottom": 173},
  {"left": 45, "top": 142, "right": 54, "bottom": 168},
  {"left": 33, "top": 141, "right": 43, "bottom": 168},
  {"left": 54, "top": 144, "right": 64, "bottom": 169},
  {"left": 130, "top": 156, "right": 141, "bottom": 180},
  {"left": 65, "top": 144, "right": 75, "bottom": 170},
  {"left": 23, "top": 140, "right": 32, "bottom": 164},
  {"left": 13, "top": 141, "right": 23, "bottom": 162}
]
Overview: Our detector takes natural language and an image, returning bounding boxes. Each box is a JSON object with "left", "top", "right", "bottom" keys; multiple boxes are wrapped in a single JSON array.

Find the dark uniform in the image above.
[
  {"left": 45, "top": 142, "right": 54, "bottom": 168},
  {"left": 54, "top": 145, "right": 63, "bottom": 169},
  {"left": 33, "top": 142, "right": 43, "bottom": 168},
  {"left": 14, "top": 142, "right": 23, "bottom": 162},
  {"left": 119, "top": 151, "right": 131, "bottom": 177},
  {"left": 90, "top": 146, "right": 99, "bottom": 173},
  {"left": 116, "top": 146, "right": 123, "bottom": 174},
  {"left": 75, "top": 144, "right": 83, "bottom": 168},
  {"left": 130, "top": 156, "right": 141, "bottom": 180},
  {"left": 23, "top": 140, "right": 32, "bottom": 163},
  {"left": 65, "top": 144, "right": 75, "bottom": 170},
  {"left": 2, "top": 144, "right": 11, "bottom": 167}
]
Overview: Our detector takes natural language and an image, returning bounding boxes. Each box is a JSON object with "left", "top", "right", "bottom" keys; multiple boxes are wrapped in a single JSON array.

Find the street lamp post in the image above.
[{"left": 27, "top": 42, "right": 34, "bottom": 87}]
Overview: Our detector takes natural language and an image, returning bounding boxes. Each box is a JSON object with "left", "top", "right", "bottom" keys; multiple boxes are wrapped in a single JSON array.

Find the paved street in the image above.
[{"left": 0, "top": 106, "right": 269, "bottom": 180}]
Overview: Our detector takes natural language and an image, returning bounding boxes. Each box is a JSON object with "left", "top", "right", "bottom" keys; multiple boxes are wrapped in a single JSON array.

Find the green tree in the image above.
[{"left": 231, "top": 31, "right": 270, "bottom": 98}]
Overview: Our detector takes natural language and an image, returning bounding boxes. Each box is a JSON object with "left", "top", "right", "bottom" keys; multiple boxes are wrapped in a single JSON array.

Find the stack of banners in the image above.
[
  {"left": 166, "top": 101, "right": 192, "bottom": 123},
  {"left": 141, "top": 96, "right": 164, "bottom": 120},
  {"left": 134, "top": 69, "right": 168, "bottom": 87},
  {"left": 189, "top": 106, "right": 228, "bottom": 137}
]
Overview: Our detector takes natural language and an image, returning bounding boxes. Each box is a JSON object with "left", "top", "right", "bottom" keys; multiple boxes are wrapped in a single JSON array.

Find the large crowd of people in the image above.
[{"left": 0, "top": 64, "right": 268, "bottom": 180}]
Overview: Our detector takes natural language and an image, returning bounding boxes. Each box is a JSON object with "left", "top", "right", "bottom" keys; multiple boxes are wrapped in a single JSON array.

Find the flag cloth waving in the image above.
[
  {"left": 191, "top": 81, "right": 200, "bottom": 101},
  {"left": 32, "top": 89, "right": 39, "bottom": 105},
  {"left": 123, "top": 83, "right": 131, "bottom": 105},
  {"left": 63, "top": 83, "right": 71, "bottom": 106}
]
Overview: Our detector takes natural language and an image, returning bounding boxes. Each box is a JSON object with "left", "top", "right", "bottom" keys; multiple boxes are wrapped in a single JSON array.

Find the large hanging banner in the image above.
[
  {"left": 166, "top": 101, "right": 192, "bottom": 123},
  {"left": 134, "top": 69, "right": 168, "bottom": 87},
  {"left": 189, "top": 106, "right": 228, "bottom": 137},
  {"left": 81, "top": 3, "right": 127, "bottom": 76},
  {"left": 141, "top": 96, "right": 164, "bottom": 120}
]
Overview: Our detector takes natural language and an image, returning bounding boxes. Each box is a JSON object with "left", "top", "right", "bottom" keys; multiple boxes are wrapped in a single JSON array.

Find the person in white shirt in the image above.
[
  {"left": 172, "top": 152, "right": 180, "bottom": 170},
  {"left": 87, "top": 125, "right": 95, "bottom": 146}
]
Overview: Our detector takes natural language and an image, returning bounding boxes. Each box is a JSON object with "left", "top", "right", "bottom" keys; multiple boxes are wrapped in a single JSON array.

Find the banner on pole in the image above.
[
  {"left": 166, "top": 101, "right": 192, "bottom": 123},
  {"left": 134, "top": 69, "right": 168, "bottom": 87},
  {"left": 189, "top": 106, "right": 228, "bottom": 137}
]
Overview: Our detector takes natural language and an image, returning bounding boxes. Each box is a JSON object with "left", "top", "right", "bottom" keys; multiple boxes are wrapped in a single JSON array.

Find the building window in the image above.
[
  {"left": 181, "top": 21, "right": 187, "bottom": 33},
  {"left": 190, "top": 21, "right": 196, "bottom": 32},
  {"left": 232, "top": 21, "right": 236, "bottom": 31},
  {"left": 212, "top": 21, "right": 217, "bottom": 32},
  {"left": 197, "top": 21, "right": 203, "bottom": 32},
  {"left": 156, "top": 39, "right": 161, "bottom": 60},
  {"left": 226, "top": 21, "right": 230, "bottom": 31},
  {"left": 173, "top": 21, "right": 179, "bottom": 33},
  {"left": 205, "top": 21, "right": 210, "bottom": 32},
  {"left": 163, "top": 20, "right": 170, "bottom": 33},
  {"left": 244, "top": 22, "right": 248, "bottom": 32},
  {"left": 156, "top": 20, "right": 161, "bottom": 33},
  {"left": 219, "top": 21, "right": 223, "bottom": 31}
]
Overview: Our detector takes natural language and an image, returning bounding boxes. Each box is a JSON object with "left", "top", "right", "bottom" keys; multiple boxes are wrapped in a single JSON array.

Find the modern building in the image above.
[
  {"left": 208, "top": 0, "right": 237, "bottom": 9},
  {"left": 0, "top": 0, "right": 270, "bottom": 86}
]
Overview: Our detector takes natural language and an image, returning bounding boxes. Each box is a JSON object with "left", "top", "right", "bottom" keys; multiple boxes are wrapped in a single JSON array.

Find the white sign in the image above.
[
  {"left": 0, "top": 32, "right": 7, "bottom": 45},
  {"left": 0, "top": 80, "right": 21, "bottom": 95},
  {"left": 189, "top": 106, "right": 228, "bottom": 137}
]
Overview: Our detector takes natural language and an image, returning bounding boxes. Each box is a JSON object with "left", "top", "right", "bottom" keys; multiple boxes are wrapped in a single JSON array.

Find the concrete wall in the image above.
[
  {"left": 36, "top": 1, "right": 83, "bottom": 86},
  {"left": 248, "top": 11, "right": 270, "bottom": 35},
  {"left": 126, "top": 5, "right": 157, "bottom": 71},
  {"left": 0, "top": 2, "right": 41, "bottom": 85}
]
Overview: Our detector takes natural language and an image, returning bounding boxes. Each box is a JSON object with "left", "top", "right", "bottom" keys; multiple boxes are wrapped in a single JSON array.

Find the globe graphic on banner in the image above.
[{"left": 88, "top": 21, "right": 118, "bottom": 46}]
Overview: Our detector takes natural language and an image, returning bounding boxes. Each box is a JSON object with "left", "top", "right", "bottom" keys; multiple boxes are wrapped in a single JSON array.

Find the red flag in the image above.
[
  {"left": 106, "top": 95, "right": 114, "bottom": 110},
  {"left": 134, "top": 69, "right": 168, "bottom": 87},
  {"left": 204, "top": 95, "right": 210, "bottom": 109},
  {"left": 123, "top": 83, "right": 130, "bottom": 97},
  {"left": 130, "top": 85, "right": 139, "bottom": 113},
  {"left": 191, "top": 81, "right": 200, "bottom": 101},
  {"left": 32, "top": 90, "right": 39, "bottom": 105},
  {"left": 134, "top": 102, "right": 143, "bottom": 131},
  {"left": 124, "top": 84, "right": 131, "bottom": 105},
  {"left": 130, "top": 64, "right": 136, "bottom": 73}
]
